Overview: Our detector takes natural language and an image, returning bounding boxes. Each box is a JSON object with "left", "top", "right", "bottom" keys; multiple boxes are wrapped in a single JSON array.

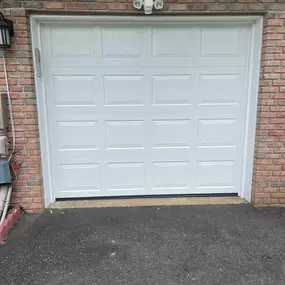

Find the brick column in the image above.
[
  {"left": 0, "top": 9, "right": 43, "bottom": 212},
  {"left": 252, "top": 12, "right": 285, "bottom": 206}
]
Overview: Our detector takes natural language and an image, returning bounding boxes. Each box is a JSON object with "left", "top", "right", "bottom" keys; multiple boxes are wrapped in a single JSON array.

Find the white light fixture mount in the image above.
[{"left": 133, "top": 0, "right": 164, "bottom": 14}]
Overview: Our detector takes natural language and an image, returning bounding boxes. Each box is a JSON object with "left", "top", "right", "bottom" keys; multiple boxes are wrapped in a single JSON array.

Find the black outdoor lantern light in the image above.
[{"left": 0, "top": 12, "right": 14, "bottom": 50}]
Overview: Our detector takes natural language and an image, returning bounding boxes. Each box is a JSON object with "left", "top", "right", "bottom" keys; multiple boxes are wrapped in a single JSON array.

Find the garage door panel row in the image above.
[
  {"left": 55, "top": 160, "right": 237, "bottom": 197},
  {"left": 45, "top": 25, "right": 247, "bottom": 60},
  {"left": 51, "top": 119, "right": 239, "bottom": 163},
  {"left": 44, "top": 25, "right": 250, "bottom": 68},
  {"left": 46, "top": 70, "right": 245, "bottom": 116}
]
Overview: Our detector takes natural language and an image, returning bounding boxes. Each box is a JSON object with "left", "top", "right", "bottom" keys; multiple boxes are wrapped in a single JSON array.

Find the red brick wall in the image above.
[{"left": 0, "top": 0, "right": 285, "bottom": 212}]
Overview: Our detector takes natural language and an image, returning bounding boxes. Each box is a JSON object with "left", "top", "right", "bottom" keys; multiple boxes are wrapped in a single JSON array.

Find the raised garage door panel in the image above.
[{"left": 41, "top": 22, "right": 251, "bottom": 198}]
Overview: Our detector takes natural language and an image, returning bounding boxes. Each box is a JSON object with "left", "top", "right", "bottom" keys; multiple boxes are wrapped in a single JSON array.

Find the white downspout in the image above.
[
  {"left": 0, "top": 185, "right": 12, "bottom": 225},
  {"left": 0, "top": 184, "right": 8, "bottom": 217},
  {"left": 0, "top": 49, "right": 16, "bottom": 223}
]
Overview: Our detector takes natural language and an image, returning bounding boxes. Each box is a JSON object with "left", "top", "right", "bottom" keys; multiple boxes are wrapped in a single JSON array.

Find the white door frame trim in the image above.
[{"left": 30, "top": 15, "right": 263, "bottom": 207}]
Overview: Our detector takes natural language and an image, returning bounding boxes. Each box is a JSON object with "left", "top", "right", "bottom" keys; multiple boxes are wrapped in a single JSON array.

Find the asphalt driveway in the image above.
[{"left": 0, "top": 204, "right": 285, "bottom": 285}]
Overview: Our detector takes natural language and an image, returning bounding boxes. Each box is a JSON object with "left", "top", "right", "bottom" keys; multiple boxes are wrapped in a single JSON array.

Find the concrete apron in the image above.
[{"left": 49, "top": 197, "right": 247, "bottom": 209}]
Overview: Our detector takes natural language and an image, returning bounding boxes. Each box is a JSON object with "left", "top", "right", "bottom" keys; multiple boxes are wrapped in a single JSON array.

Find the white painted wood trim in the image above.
[
  {"left": 30, "top": 18, "right": 54, "bottom": 206},
  {"left": 240, "top": 17, "right": 263, "bottom": 202},
  {"left": 30, "top": 15, "right": 262, "bottom": 23},
  {"left": 30, "top": 15, "right": 263, "bottom": 206}
]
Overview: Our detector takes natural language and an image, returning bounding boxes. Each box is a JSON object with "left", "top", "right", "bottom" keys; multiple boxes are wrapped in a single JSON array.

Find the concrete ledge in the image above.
[
  {"left": 0, "top": 205, "right": 21, "bottom": 244},
  {"left": 50, "top": 197, "right": 247, "bottom": 209}
]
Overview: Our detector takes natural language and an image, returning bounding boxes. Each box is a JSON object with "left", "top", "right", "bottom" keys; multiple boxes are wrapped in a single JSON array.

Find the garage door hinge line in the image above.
[{"left": 35, "top": 48, "right": 41, "bottom": 78}]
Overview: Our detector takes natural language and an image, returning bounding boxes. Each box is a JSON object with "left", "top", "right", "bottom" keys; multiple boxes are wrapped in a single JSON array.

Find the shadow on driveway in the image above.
[{"left": 0, "top": 204, "right": 285, "bottom": 285}]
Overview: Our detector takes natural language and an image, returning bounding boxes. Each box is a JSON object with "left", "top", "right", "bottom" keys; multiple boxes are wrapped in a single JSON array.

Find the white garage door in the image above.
[{"left": 39, "top": 17, "right": 257, "bottom": 199}]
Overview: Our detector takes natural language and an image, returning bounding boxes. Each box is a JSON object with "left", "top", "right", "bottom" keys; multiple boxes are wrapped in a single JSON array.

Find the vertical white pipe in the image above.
[
  {"left": 2, "top": 51, "right": 15, "bottom": 161},
  {"left": 0, "top": 185, "right": 12, "bottom": 225},
  {"left": 0, "top": 184, "right": 8, "bottom": 214}
]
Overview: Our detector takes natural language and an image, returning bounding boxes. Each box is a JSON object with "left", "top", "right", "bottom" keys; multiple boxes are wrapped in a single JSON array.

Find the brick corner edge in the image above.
[{"left": 0, "top": 205, "right": 22, "bottom": 244}]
